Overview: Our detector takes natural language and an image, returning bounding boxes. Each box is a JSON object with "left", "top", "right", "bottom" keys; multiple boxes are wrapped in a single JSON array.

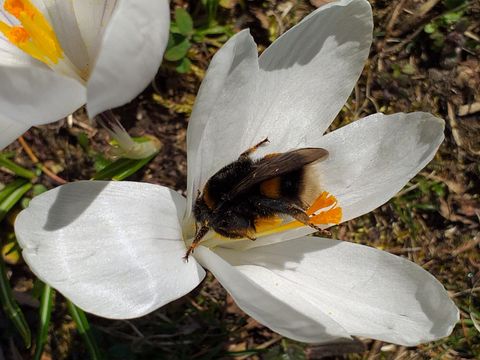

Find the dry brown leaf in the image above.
[{"left": 310, "top": 0, "right": 335, "bottom": 8}]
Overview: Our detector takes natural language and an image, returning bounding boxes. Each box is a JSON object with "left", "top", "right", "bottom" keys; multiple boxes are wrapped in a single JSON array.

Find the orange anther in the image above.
[
  {"left": 310, "top": 207, "right": 342, "bottom": 225},
  {"left": 8, "top": 26, "right": 30, "bottom": 43},
  {"left": 306, "top": 191, "right": 337, "bottom": 216},
  {"left": 4, "top": 0, "right": 34, "bottom": 18}
]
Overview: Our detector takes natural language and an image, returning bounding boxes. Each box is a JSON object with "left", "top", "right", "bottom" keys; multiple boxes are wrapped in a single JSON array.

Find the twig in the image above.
[
  {"left": 367, "top": 340, "right": 383, "bottom": 360},
  {"left": 386, "top": 0, "right": 408, "bottom": 35},
  {"left": 17, "top": 136, "right": 67, "bottom": 185}
]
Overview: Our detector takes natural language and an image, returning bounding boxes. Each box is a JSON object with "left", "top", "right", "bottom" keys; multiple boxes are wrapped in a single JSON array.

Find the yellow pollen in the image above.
[{"left": 0, "top": 0, "right": 63, "bottom": 65}]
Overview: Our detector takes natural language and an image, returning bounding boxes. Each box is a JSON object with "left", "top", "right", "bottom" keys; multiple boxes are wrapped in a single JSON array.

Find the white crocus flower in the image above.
[
  {"left": 0, "top": 0, "right": 169, "bottom": 149},
  {"left": 15, "top": 0, "right": 458, "bottom": 346}
]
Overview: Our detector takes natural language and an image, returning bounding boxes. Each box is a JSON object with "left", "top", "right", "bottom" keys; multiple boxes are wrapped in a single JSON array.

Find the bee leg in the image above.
[
  {"left": 246, "top": 233, "right": 257, "bottom": 241},
  {"left": 257, "top": 198, "right": 332, "bottom": 237},
  {"left": 285, "top": 209, "right": 332, "bottom": 237},
  {"left": 240, "top": 138, "right": 270, "bottom": 158},
  {"left": 184, "top": 225, "right": 209, "bottom": 261}
]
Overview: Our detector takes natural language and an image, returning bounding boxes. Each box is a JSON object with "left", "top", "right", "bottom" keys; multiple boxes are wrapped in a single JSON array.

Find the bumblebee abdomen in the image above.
[{"left": 259, "top": 169, "right": 303, "bottom": 200}]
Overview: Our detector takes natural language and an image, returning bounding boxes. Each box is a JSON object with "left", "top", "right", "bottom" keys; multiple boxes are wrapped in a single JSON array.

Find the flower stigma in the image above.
[{"left": 0, "top": 0, "right": 63, "bottom": 65}]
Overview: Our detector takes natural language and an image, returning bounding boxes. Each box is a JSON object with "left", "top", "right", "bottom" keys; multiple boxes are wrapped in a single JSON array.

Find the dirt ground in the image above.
[{"left": 1, "top": 0, "right": 479, "bottom": 359}]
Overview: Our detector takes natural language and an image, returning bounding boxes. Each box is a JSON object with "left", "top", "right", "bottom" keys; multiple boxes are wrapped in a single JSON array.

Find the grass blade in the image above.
[
  {"left": 0, "top": 156, "right": 36, "bottom": 180},
  {"left": 67, "top": 301, "right": 103, "bottom": 360},
  {"left": 0, "top": 257, "right": 31, "bottom": 348},
  {"left": 0, "top": 183, "right": 32, "bottom": 222},
  {"left": 33, "top": 283, "right": 54, "bottom": 360},
  {"left": 0, "top": 179, "right": 28, "bottom": 204},
  {"left": 92, "top": 154, "right": 156, "bottom": 181}
]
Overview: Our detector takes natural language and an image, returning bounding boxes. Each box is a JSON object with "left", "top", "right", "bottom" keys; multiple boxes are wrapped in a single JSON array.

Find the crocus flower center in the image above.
[
  {"left": 198, "top": 191, "right": 342, "bottom": 250},
  {"left": 0, "top": 0, "right": 64, "bottom": 65}
]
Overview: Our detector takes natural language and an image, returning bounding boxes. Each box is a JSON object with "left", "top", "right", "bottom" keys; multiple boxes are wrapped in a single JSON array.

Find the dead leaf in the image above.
[{"left": 310, "top": 0, "right": 335, "bottom": 8}]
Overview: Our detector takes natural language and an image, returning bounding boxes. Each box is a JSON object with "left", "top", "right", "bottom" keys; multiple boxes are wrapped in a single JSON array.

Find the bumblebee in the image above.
[{"left": 186, "top": 138, "right": 329, "bottom": 259}]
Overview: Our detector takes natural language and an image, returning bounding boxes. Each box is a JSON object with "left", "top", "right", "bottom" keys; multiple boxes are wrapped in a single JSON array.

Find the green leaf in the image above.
[
  {"left": 0, "top": 156, "right": 36, "bottom": 180},
  {"left": 77, "top": 132, "right": 90, "bottom": 150},
  {"left": 67, "top": 301, "right": 104, "bottom": 360},
  {"left": 196, "top": 25, "right": 232, "bottom": 36},
  {"left": 33, "top": 283, "right": 54, "bottom": 360},
  {"left": 93, "top": 154, "right": 111, "bottom": 173},
  {"left": 442, "top": 10, "right": 463, "bottom": 25},
  {"left": 111, "top": 154, "right": 157, "bottom": 181},
  {"left": 401, "top": 63, "right": 416, "bottom": 75},
  {"left": 165, "top": 36, "right": 191, "bottom": 61},
  {"left": 203, "top": 0, "right": 219, "bottom": 25},
  {"left": 424, "top": 23, "right": 437, "bottom": 34},
  {"left": 0, "top": 179, "right": 28, "bottom": 204},
  {"left": 175, "top": 8, "right": 194, "bottom": 36},
  {"left": 0, "top": 182, "right": 32, "bottom": 222},
  {"left": 32, "top": 184, "right": 48, "bottom": 197},
  {"left": 92, "top": 154, "right": 156, "bottom": 181},
  {"left": 176, "top": 57, "right": 191, "bottom": 73},
  {"left": 0, "top": 257, "right": 31, "bottom": 348}
]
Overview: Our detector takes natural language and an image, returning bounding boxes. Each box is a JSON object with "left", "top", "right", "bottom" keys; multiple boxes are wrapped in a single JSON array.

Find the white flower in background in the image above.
[
  {"left": 15, "top": 0, "right": 459, "bottom": 346},
  {"left": 0, "top": 0, "right": 170, "bottom": 149}
]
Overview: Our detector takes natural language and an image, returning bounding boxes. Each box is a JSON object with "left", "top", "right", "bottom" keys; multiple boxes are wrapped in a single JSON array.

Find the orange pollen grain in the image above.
[{"left": 7, "top": 26, "right": 29, "bottom": 43}]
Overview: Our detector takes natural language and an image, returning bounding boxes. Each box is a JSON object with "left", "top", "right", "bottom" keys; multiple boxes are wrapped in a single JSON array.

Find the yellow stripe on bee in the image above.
[
  {"left": 0, "top": 0, "right": 63, "bottom": 65},
  {"left": 260, "top": 176, "right": 281, "bottom": 199},
  {"left": 202, "top": 187, "right": 215, "bottom": 210}
]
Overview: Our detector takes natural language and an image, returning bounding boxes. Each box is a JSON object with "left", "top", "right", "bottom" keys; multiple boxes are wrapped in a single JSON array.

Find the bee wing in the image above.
[{"left": 229, "top": 148, "right": 328, "bottom": 198}]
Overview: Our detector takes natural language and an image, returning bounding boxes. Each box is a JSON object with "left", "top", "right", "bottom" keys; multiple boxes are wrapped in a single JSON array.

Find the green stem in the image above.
[
  {"left": 67, "top": 301, "right": 103, "bottom": 360},
  {"left": 0, "top": 256, "right": 31, "bottom": 348},
  {"left": 0, "top": 179, "right": 28, "bottom": 204},
  {"left": 0, "top": 156, "right": 36, "bottom": 180},
  {"left": 0, "top": 182, "right": 33, "bottom": 222},
  {"left": 33, "top": 283, "right": 54, "bottom": 360}
]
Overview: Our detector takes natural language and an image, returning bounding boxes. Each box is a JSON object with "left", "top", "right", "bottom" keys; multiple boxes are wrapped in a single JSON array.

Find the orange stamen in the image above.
[
  {"left": 306, "top": 191, "right": 337, "bottom": 216},
  {"left": 4, "top": 0, "right": 34, "bottom": 18},
  {"left": 310, "top": 206, "right": 342, "bottom": 225},
  {"left": 1, "top": 0, "right": 64, "bottom": 65},
  {"left": 249, "top": 191, "right": 343, "bottom": 238},
  {"left": 6, "top": 26, "right": 30, "bottom": 43}
]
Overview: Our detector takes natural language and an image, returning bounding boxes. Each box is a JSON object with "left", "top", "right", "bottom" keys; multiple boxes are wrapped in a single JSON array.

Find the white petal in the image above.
[
  {"left": 216, "top": 238, "right": 459, "bottom": 346},
  {"left": 71, "top": 0, "right": 117, "bottom": 64},
  {"left": 15, "top": 181, "right": 205, "bottom": 319},
  {"left": 0, "top": 62, "right": 85, "bottom": 126},
  {"left": 41, "top": 0, "right": 90, "bottom": 71},
  {"left": 185, "top": 29, "right": 259, "bottom": 217},
  {"left": 86, "top": 0, "right": 170, "bottom": 118},
  {"left": 195, "top": 246, "right": 350, "bottom": 343},
  {"left": 250, "top": 0, "right": 372, "bottom": 152},
  {"left": 0, "top": 116, "right": 29, "bottom": 150},
  {"left": 315, "top": 112, "right": 445, "bottom": 222}
]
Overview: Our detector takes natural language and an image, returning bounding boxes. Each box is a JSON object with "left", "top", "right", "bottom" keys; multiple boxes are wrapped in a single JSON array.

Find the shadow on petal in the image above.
[
  {"left": 415, "top": 281, "right": 459, "bottom": 340},
  {"left": 44, "top": 181, "right": 109, "bottom": 231},
  {"left": 259, "top": 2, "right": 369, "bottom": 70}
]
